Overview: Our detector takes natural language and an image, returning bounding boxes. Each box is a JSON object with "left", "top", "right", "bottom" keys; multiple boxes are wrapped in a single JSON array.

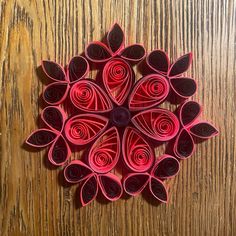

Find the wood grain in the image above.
[{"left": 0, "top": 0, "right": 235, "bottom": 235}]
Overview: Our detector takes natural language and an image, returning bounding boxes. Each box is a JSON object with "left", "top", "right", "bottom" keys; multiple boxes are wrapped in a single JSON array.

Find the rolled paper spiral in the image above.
[
  {"left": 128, "top": 74, "right": 169, "bottom": 111},
  {"left": 70, "top": 79, "right": 113, "bottom": 113},
  {"left": 103, "top": 58, "right": 134, "bottom": 105},
  {"left": 88, "top": 127, "right": 120, "bottom": 173},
  {"left": 123, "top": 173, "right": 150, "bottom": 196},
  {"left": 64, "top": 160, "right": 93, "bottom": 183},
  {"left": 64, "top": 114, "right": 108, "bottom": 145},
  {"left": 122, "top": 127, "right": 155, "bottom": 172},
  {"left": 132, "top": 108, "right": 180, "bottom": 141},
  {"left": 151, "top": 155, "right": 180, "bottom": 178}
]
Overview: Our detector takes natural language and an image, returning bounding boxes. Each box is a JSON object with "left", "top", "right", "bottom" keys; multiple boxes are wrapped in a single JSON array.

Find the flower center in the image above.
[{"left": 110, "top": 106, "right": 131, "bottom": 127}]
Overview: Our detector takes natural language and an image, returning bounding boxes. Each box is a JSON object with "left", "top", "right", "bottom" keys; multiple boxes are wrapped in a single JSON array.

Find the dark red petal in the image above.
[
  {"left": 179, "top": 100, "right": 201, "bottom": 127},
  {"left": 149, "top": 176, "right": 168, "bottom": 203},
  {"left": 170, "top": 77, "right": 197, "bottom": 98},
  {"left": 168, "top": 53, "right": 192, "bottom": 77},
  {"left": 122, "top": 127, "right": 155, "bottom": 172},
  {"left": 120, "top": 44, "right": 146, "bottom": 63},
  {"left": 41, "top": 60, "right": 67, "bottom": 82},
  {"left": 80, "top": 174, "right": 98, "bottom": 206},
  {"left": 103, "top": 58, "right": 134, "bottom": 105},
  {"left": 173, "top": 128, "right": 195, "bottom": 159},
  {"left": 64, "top": 160, "right": 93, "bottom": 183},
  {"left": 41, "top": 106, "right": 66, "bottom": 132},
  {"left": 189, "top": 122, "right": 219, "bottom": 139},
  {"left": 48, "top": 135, "right": 71, "bottom": 166},
  {"left": 98, "top": 173, "right": 123, "bottom": 201},
  {"left": 88, "top": 127, "right": 120, "bottom": 173},
  {"left": 146, "top": 50, "right": 170, "bottom": 75},
  {"left": 132, "top": 108, "right": 180, "bottom": 141},
  {"left": 70, "top": 79, "right": 113, "bottom": 113},
  {"left": 107, "top": 23, "right": 124, "bottom": 54},
  {"left": 43, "top": 82, "right": 69, "bottom": 105},
  {"left": 64, "top": 114, "right": 108, "bottom": 145},
  {"left": 85, "top": 41, "right": 112, "bottom": 63},
  {"left": 128, "top": 74, "right": 169, "bottom": 111},
  {"left": 67, "top": 56, "right": 89, "bottom": 83},
  {"left": 26, "top": 129, "right": 57, "bottom": 148},
  {"left": 151, "top": 155, "right": 180, "bottom": 178},
  {"left": 123, "top": 173, "right": 150, "bottom": 196}
]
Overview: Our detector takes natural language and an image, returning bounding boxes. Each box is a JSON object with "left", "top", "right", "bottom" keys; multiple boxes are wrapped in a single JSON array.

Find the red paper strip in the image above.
[
  {"left": 70, "top": 79, "right": 113, "bottom": 113},
  {"left": 146, "top": 50, "right": 196, "bottom": 99},
  {"left": 132, "top": 108, "right": 180, "bottom": 141},
  {"left": 26, "top": 106, "right": 71, "bottom": 165},
  {"left": 42, "top": 56, "right": 89, "bottom": 105},
  {"left": 122, "top": 127, "right": 155, "bottom": 172},
  {"left": 174, "top": 101, "right": 218, "bottom": 159},
  {"left": 64, "top": 114, "right": 108, "bottom": 145},
  {"left": 103, "top": 58, "right": 134, "bottom": 105},
  {"left": 85, "top": 23, "right": 146, "bottom": 63},
  {"left": 88, "top": 127, "right": 120, "bottom": 173},
  {"left": 128, "top": 74, "right": 169, "bottom": 111}
]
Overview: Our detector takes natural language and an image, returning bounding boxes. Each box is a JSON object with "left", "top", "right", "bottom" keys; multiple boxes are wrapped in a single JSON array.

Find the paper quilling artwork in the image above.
[{"left": 26, "top": 23, "right": 218, "bottom": 206}]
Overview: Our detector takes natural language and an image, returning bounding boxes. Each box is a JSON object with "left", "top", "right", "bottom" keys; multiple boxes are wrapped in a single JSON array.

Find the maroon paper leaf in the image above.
[
  {"left": 189, "top": 122, "right": 219, "bottom": 139},
  {"left": 149, "top": 176, "right": 168, "bottom": 203},
  {"left": 120, "top": 44, "right": 146, "bottom": 62}
]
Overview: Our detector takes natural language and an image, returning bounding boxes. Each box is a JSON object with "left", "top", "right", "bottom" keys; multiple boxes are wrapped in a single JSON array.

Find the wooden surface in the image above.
[{"left": 0, "top": 0, "right": 235, "bottom": 235}]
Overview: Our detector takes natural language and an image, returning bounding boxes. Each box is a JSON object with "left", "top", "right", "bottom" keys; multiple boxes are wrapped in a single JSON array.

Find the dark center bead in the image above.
[{"left": 110, "top": 107, "right": 131, "bottom": 127}]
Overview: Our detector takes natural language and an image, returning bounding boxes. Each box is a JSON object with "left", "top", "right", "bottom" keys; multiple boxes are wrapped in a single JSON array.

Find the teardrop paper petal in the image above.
[
  {"left": 88, "top": 127, "right": 120, "bottom": 173},
  {"left": 128, "top": 74, "right": 169, "bottom": 111},
  {"left": 64, "top": 114, "right": 108, "bottom": 145},
  {"left": 103, "top": 58, "right": 134, "bottom": 105},
  {"left": 98, "top": 173, "right": 123, "bottom": 201},
  {"left": 149, "top": 176, "right": 168, "bottom": 203},
  {"left": 70, "top": 80, "right": 113, "bottom": 113},
  {"left": 123, "top": 173, "right": 150, "bottom": 196},
  {"left": 132, "top": 108, "right": 180, "bottom": 141},
  {"left": 120, "top": 44, "right": 146, "bottom": 63},
  {"left": 64, "top": 160, "right": 93, "bottom": 183},
  {"left": 189, "top": 122, "right": 219, "bottom": 139},
  {"left": 26, "top": 129, "right": 57, "bottom": 148}
]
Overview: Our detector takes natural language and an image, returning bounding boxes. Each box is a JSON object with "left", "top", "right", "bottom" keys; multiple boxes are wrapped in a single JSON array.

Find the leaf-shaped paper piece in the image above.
[
  {"left": 146, "top": 50, "right": 170, "bottom": 75},
  {"left": 41, "top": 106, "right": 66, "bottom": 132},
  {"left": 151, "top": 155, "right": 180, "bottom": 179},
  {"left": 26, "top": 129, "right": 57, "bottom": 148},
  {"left": 107, "top": 23, "right": 124, "bottom": 54},
  {"left": 103, "top": 58, "right": 134, "bottom": 105},
  {"left": 48, "top": 135, "right": 71, "bottom": 166},
  {"left": 43, "top": 82, "right": 69, "bottom": 105},
  {"left": 67, "top": 56, "right": 89, "bottom": 83},
  {"left": 179, "top": 101, "right": 201, "bottom": 127},
  {"left": 122, "top": 127, "right": 155, "bottom": 172},
  {"left": 98, "top": 173, "right": 123, "bottom": 201},
  {"left": 132, "top": 108, "right": 180, "bottom": 141},
  {"left": 64, "top": 160, "right": 93, "bottom": 183},
  {"left": 70, "top": 80, "right": 113, "bottom": 113},
  {"left": 128, "top": 74, "right": 169, "bottom": 111},
  {"left": 189, "top": 122, "right": 219, "bottom": 139},
  {"left": 120, "top": 44, "right": 146, "bottom": 63},
  {"left": 123, "top": 173, "right": 150, "bottom": 196},
  {"left": 170, "top": 77, "right": 197, "bottom": 98},
  {"left": 149, "top": 176, "right": 168, "bottom": 203},
  {"left": 88, "top": 127, "right": 120, "bottom": 173},
  {"left": 173, "top": 128, "right": 195, "bottom": 159},
  {"left": 85, "top": 41, "right": 112, "bottom": 63},
  {"left": 64, "top": 114, "right": 109, "bottom": 145},
  {"left": 80, "top": 174, "right": 98, "bottom": 206},
  {"left": 168, "top": 53, "right": 192, "bottom": 77},
  {"left": 41, "top": 60, "right": 67, "bottom": 82}
]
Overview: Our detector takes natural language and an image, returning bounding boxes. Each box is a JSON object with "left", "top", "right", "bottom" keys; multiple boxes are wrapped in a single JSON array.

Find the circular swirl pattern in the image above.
[
  {"left": 129, "top": 74, "right": 169, "bottom": 111},
  {"left": 103, "top": 58, "right": 134, "bottom": 105}
]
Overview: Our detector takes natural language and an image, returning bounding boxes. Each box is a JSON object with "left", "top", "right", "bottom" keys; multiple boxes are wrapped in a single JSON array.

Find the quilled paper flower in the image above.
[
  {"left": 85, "top": 23, "right": 146, "bottom": 64},
  {"left": 146, "top": 50, "right": 197, "bottom": 99},
  {"left": 42, "top": 56, "right": 89, "bottom": 105},
  {"left": 26, "top": 23, "right": 218, "bottom": 207}
]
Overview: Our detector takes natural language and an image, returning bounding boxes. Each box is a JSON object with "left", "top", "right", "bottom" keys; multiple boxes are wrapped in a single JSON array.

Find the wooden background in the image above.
[{"left": 0, "top": 0, "right": 235, "bottom": 235}]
